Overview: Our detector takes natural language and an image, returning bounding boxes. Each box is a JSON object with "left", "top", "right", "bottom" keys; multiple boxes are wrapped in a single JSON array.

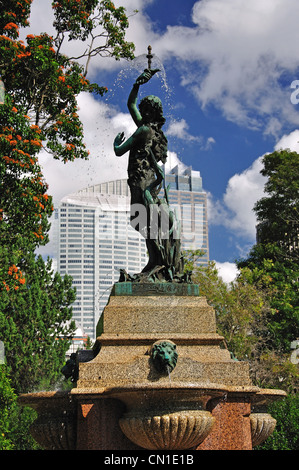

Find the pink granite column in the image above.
[
  {"left": 197, "top": 396, "right": 252, "bottom": 450},
  {"left": 76, "top": 397, "right": 140, "bottom": 450}
]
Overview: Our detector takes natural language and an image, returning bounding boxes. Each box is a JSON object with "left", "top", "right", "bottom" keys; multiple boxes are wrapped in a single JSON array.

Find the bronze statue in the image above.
[{"left": 113, "top": 48, "right": 187, "bottom": 283}]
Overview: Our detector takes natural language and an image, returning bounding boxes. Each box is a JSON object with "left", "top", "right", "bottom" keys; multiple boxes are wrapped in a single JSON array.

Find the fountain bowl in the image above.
[{"left": 119, "top": 408, "right": 214, "bottom": 450}]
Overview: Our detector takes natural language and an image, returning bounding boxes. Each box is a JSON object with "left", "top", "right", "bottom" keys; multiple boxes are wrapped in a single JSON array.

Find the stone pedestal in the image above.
[
  {"left": 19, "top": 283, "right": 286, "bottom": 450},
  {"left": 77, "top": 290, "right": 251, "bottom": 390}
]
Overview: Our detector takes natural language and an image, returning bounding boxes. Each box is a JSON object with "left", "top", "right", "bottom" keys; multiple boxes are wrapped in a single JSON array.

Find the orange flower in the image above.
[
  {"left": 2, "top": 281, "right": 10, "bottom": 292},
  {"left": 66, "top": 143, "right": 75, "bottom": 151},
  {"left": 12, "top": 106, "right": 18, "bottom": 113},
  {"left": 30, "top": 139, "right": 42, "bottom": 147},
  {"left": 4, "top": 22, "right": 19, "bottom": 31}
]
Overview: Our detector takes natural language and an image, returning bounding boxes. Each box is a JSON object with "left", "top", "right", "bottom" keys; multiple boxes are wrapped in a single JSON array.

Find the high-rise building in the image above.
[
  {"left": 56, "top": 166, "right": 209, "bottom": 341},
  {"left": 163, "top": 165, "right": 209, "bottom": 265},
  {"left": 57, "top": 191, "right": 147, "bottom": 340}
]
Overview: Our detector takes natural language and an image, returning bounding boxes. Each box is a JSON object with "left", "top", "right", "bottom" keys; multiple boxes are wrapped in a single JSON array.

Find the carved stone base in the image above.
[
  {"left": 250, "top": 413, "right": 277, "bottom": 447},
  {"left": 20, "top": 391, "right": 76, "bottom": 450},
  {"left": 119, "top": 409, "right": 214, "bottom": 450}
]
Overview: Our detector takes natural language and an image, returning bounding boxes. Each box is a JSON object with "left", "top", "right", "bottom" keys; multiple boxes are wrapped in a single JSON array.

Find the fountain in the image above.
[{"left": 19, "top": 47, "right": 286, "bottom": 450}]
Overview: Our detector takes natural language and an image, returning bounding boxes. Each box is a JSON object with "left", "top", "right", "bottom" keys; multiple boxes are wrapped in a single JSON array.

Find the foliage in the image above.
[
  {"left": 0, "top": 365, "right": 16, "bottom": 450},
  {"left": 254, "top": 150, "right": 298, "bottom": 252},
  {"left": 0, "top": 365, "right": 40, "bottom": 450},
  {"left": 182, "top": 249, "right": 206, "bottom": 272},
  {"left": 189, "top": 259, "right": 299, "bottom": 392},
  {"left": 190, "top": 261, "right": 267, "bottom": 357},
  {"left": 238, "top": 150, "right": 299, "bottom": 352},
  {"left": 0, "top": 96, "right": 53, "bottom": 251},
  {"left": 0, "top": 254, "right": 76, "bottom": 394},
  {"left": 257, "top": 394, "right": 299, "bottom": 450},
  {"left": 53, "top": 0, "right": 135, "bottom": 66}
]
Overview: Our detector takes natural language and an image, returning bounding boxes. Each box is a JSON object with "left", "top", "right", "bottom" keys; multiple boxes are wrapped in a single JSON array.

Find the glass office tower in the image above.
[{"left": 56, "top": 165, "right": 209, "bottom": 341}]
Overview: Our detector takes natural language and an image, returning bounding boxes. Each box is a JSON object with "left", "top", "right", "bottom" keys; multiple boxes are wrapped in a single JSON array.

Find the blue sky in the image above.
[{"left": 25, "top": 0, "right": 299, "bottom": 282}]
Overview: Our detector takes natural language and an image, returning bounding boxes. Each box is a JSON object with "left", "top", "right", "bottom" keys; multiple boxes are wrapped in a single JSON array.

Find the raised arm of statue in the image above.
[
  {"left": 127, "top": 82, "right": 142, "bottom": 127},
  {"left": 127, "top": 69, "right": 160, "bottom": 127},
  {"left": 114, "top": 68, "right": 160, "bottom": 157}
]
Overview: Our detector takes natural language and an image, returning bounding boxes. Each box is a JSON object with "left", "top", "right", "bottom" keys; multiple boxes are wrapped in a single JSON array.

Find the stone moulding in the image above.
[
  {"left": 250, "top": 413, "right": 277, "bottom": 447},
  {"left": 119, "top": 409, "right": 214, "bottom": 450}
]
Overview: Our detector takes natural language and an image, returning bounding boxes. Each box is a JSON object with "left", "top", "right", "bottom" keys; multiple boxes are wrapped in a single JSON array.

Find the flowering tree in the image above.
[
  {"left": 0, "top": 0, "right": 134, "bottom": 288},
  {"left": 0, "top": 0, "right": 135, "bottom": 405}
]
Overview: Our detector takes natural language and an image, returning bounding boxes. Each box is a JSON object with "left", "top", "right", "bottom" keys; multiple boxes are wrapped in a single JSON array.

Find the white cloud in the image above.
[
  {"left": 164, "top": 151, "right": 188, "bottom": 174},
  {"left": 207, "top": 157, "right": 266, "bottom": 240},
  {"left": 207, "top": 126, "right": 299, "bottom": 243},
  {"left": 166, "top": 118, "right": 216, "bottom": 151},
  {"left": 167, "top": 118, "right": 201, "bottom": 142},
  {"left": 274, "top": 129, "right": 299, "bottom": 152},
  {"left": 222, "top": 158, "right": 266, "bottom": 238},
  {"left": 153, "top": 0, "right": 299, "bottom": 134},
  {"left": 215, "top": 261, "right": 239, "bottom": 284},
  {"left": 206, "top": 136, "right": 216, "bottom": 149}
]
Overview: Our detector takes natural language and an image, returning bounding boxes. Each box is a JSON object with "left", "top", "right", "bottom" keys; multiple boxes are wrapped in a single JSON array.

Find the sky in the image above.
[{"left": 20, "top": 0, "right": 299, "bottom": 283}]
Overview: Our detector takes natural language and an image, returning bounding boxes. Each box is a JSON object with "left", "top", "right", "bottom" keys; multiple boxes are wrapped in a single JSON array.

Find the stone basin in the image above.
[
  {"left": 19, "top": 390, "right": 77, "bottom": 450},
  {"left": 19, "top": 381, "right": 286, "bottom": 450}
]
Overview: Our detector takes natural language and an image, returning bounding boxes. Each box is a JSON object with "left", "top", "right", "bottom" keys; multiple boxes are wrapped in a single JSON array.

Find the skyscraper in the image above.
[
  {"left": 163, "top": 165, "right": 209, "bottom": 265},
  {"left": 56, "top": 165, "right": 209, "bottom": 341},
  {"left": 57, "top": 190, "right": 147, "bottom": 340}
]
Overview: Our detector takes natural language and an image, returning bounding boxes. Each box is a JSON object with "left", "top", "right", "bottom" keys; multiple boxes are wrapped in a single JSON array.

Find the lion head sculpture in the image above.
[{"left": 150, "top": 340, "right": 178, "bottom": 374}]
